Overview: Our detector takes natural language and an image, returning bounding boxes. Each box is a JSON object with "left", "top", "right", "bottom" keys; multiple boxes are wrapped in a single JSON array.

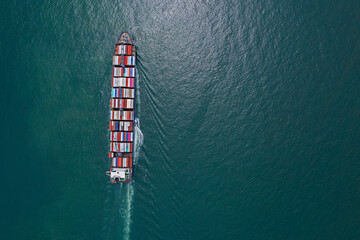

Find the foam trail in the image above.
[
  {"left": 121, "top": 184, "right": 134, "bottom": 240},
  {"left": 134, "top": 121, "right": 144, "bottom": 165}
]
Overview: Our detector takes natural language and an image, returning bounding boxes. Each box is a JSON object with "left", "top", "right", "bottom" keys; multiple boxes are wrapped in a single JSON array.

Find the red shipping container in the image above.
[
  {"left": 126, "top": 122, "right": 133, "bottom": 131},
  {"left": 126, "top": 45, "right": 131, "bottom": 55}
]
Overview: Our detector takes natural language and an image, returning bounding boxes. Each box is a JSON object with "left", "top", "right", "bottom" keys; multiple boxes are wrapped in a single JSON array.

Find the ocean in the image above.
[{"left": 1, "top": 0, "right": 359, "bottom": 239}]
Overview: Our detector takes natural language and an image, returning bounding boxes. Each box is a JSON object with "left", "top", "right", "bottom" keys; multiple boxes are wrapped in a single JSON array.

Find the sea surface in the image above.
[{"left": 1, "top": 0, "right": 360, "bottom": 239}]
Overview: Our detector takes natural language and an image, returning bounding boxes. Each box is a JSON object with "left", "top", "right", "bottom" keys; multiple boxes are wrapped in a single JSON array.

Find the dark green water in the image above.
[{"left": 1, "top": 0, "right": 360, "bottom": 239}]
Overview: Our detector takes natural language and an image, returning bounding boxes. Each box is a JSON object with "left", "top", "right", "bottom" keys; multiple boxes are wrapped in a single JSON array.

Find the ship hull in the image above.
[{"left": 106, "top": 32, "right": 136, "bottom": 183}]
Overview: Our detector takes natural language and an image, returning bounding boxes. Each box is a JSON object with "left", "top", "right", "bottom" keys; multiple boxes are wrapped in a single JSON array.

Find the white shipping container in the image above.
[{"left": 123, "top": 158, "right": 127, "bottom": 167}]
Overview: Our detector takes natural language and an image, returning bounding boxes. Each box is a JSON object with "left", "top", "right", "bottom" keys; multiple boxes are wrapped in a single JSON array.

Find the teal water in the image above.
[{"left": 1, "top": 0, "right": 360, "bottom": 239}]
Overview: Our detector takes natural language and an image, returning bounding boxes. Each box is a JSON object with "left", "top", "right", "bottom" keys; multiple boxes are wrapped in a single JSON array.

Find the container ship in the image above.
[{"left": 106, "top": 32, "right": 136, "bottom": 183}]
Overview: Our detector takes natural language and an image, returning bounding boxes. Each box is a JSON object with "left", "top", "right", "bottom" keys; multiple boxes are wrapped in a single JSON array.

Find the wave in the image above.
[
  {"left": 134, "top": 121, "right": 144, "bottom": 165},
  {"left": 121, "top": 184, "right": 134, "bottom": 240}
]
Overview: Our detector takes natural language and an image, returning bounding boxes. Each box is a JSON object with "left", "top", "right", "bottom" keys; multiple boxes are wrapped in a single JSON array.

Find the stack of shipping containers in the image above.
[{"left": 109, "top": 44, "right": 136, "bottom": 176}]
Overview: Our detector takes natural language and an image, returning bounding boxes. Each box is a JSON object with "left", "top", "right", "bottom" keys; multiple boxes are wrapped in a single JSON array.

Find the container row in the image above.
[
  {"left": 113, "top": 67, "right": 135, "bottom": 77},
  {"left": 111, "top": 88, "right": 135, "bottom": 98},
  {"left": 110, "top": 110, "right": 134, "bottom": 120},
  {"left": 110, "top": 142, "right": 133, "bottom": 153},
  {"left": 112, "top": 77, "right": 135, "bottom": 88},
  {"left": 110, "top": 98, "right": 134, "bottom": 109},
  {"left": 116, "top": 44, "right": 133, "bottom": 55},
  {"left": 109, "top": 121, "right": 133, "bottom": 131},
  {"left": 113, "top": 56, "right": 135, "bottom": 66},
  {"left": 112, "top": 157, "right": 133, "bottom": 168},
  {"left": 110, "top": 132, "right": 133, "bottom": 142}
]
